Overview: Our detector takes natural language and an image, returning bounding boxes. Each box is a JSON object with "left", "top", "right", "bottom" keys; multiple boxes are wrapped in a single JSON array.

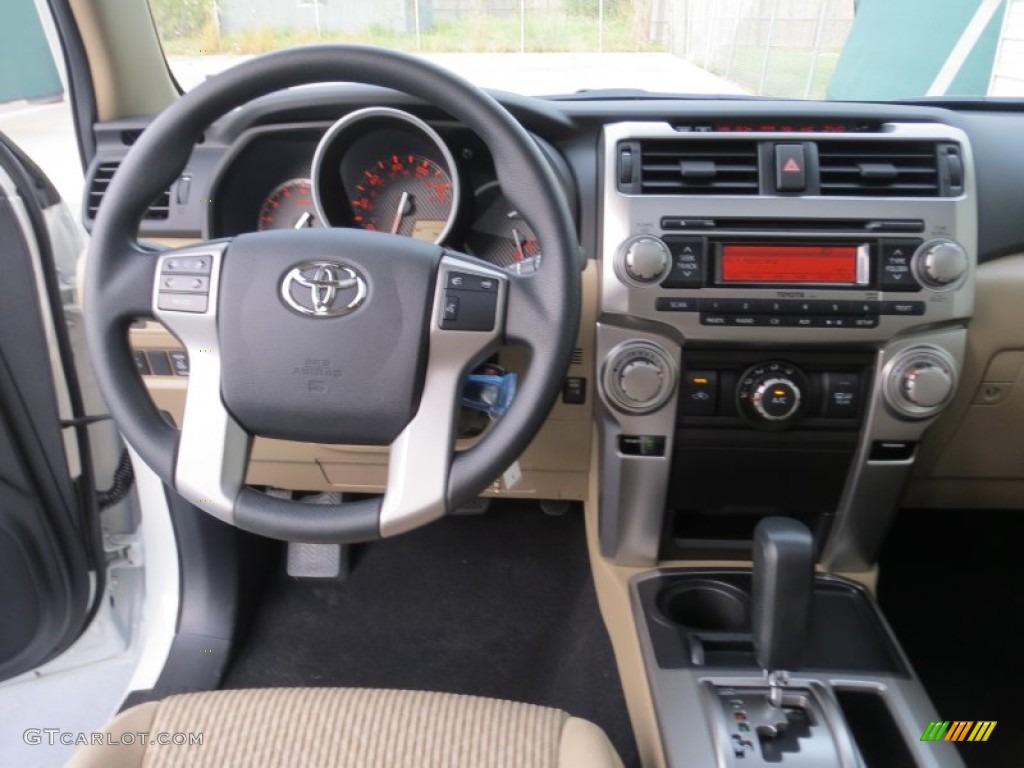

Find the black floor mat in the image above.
[
  {"left": 878, "top": 508, "right": 1024, "bottom": 768},
  {"left": 224, "top": 502, "right": 639, "bottom": 766}
]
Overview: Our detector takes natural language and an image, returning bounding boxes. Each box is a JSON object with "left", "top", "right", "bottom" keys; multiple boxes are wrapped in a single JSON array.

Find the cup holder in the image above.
[{"left": 657, "top": 579, "right": 750, "bottom": 632}]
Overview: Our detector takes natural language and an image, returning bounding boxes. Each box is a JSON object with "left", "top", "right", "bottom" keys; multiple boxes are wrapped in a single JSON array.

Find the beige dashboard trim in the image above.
[
  {"left": 906, "top": 252, "right": 1024, "bottom": 507},
  {"left": 69, "top": 0, "right": 178, "bottom": 121}
]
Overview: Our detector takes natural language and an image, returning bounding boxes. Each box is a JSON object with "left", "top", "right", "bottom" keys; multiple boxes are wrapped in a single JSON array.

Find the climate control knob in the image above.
[
  {"left": 884, "top": 346, "right": 958, "bottom": 418},
  {"left": 737, "top": 361, "right": 808, "bottom": 429},
  {"left": 602, "top": 341, "right": 677, "bottom": 414},
  {"left": 915, "top": 239, "right": 968, "bottom": 288},
  {"left": 751, "top": 377, "right": 803, "bottom": 422},
  {"left": 619, "top": 359, "right": 665, "bottom": 403},
  {"left": 619, "top": 236, "right": 670, "bottom": 284}
]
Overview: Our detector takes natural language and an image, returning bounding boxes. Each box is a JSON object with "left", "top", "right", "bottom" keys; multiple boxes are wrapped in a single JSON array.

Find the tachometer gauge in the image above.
[
  {"left": 349, "top": 154, "right": 454, "bottom": 241},
  {"left": 257, "top": 179, "right": 322, "bottom": 231},
  {"left": 312, "top": 107, "right": 461, "bottom": 245},
  {"left": 465, "top": 181, "right": 541, "bottom": 273}
]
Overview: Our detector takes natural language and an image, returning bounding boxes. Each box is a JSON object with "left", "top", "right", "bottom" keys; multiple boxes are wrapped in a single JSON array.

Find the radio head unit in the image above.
[{"left": 601, "top": 121, "right": 976, "bottom": 343}]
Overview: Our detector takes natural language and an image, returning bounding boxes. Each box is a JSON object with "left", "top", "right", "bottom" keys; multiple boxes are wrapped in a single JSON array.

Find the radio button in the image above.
[
  {"left": 700, "top": 314, "right": 729, "bottom": 326},
  {"left": 820, "top": 300, "right": 846, "bottom": 314},
  {"left": 879, "top": 240, "right": 923, "bottom": 292},
  {"left": 655, "top": 297, "right": 699, "bottom": 312},
  {"left": 661, "top": 236, "right": 705, "bottom": 289},
  {"left": 792, "top": 299, "right": 821, "bottom": 314},
  {"left": 849, "top": 315, "right": 880, "bottom": 328},
  {"left": 762, "top": 299, "right": 792, "bottom": 314},
  {"left": 733, "top": 298, "right": 763, "bottom": 314},
  {"left": 785, "top": 316, "right": 819, "bottom": 328},
  {"left": 699, "top": 297, "right": 736, "bottom": 313},
  {"left": 881, "top": 300, "right": 926, "bottom": 316},
  {"left": 844, "top": 300, "right": 882, "bottom": 315},
  {"left": 730, "top": 315, "right": 760, "bottom": 327}
]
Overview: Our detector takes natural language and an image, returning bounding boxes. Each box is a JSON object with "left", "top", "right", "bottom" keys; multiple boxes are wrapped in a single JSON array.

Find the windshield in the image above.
[{"left": 150, "top": 0, "right": 1022, "bottom": 99}]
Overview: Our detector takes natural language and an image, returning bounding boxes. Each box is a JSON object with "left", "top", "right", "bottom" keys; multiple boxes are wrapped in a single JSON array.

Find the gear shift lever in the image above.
[{"left": 752, "top": 517, "right": 814, "bottom": 708}]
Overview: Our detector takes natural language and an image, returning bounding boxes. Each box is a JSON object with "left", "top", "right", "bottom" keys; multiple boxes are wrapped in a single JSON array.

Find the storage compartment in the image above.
[
  {"left": 664, "top": 437, "right": 851, "bottom": 559},
  {"left": 835, "top": 689, "right": 919, "bottom": 768},
  {"left": 637, "top": 570, "right": 908, "bottom": 675}
]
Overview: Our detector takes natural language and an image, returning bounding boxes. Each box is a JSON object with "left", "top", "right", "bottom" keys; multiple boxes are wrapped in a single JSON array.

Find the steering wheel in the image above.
[{"left": 84, "top": 46, "right": 581, "bottom": 542}]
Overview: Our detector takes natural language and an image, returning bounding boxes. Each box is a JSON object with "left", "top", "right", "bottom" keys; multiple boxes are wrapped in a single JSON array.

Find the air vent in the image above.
[
  {"left": 817, "top": 141, "right": 941, "bottom": 197},
  {"left": 86, "top": 161, "right": 170, "bottom": 221},
  {"left": 571, "top": 347, "right": 584, "bottom": 366},
  {"left": 636, "top": 140, "right": 760, "bottom": 195}
]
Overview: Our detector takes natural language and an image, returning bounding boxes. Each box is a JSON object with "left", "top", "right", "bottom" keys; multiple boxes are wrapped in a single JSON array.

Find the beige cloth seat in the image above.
[{"left": 68, "top": 687, "right": 623, "bottom": 768}]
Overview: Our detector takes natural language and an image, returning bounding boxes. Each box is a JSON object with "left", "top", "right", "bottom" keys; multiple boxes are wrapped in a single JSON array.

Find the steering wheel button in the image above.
[
  {"left": 441, "top": 289, "right": 497, "bottom": 332},
  {"left": 443, "top": 294, "right": 460, "bottom": 321},
  {"left": 162, "top": 256, "right": 213, "bottom": 275},
  {"left": 446, "top": 271, "right": 499, "bottom": 292},
  {"left": 158, "top": 292, "right": 208, "bottom": 314},
  {"left": 160, "top": 275, "right": 210, "bottom": 293}
]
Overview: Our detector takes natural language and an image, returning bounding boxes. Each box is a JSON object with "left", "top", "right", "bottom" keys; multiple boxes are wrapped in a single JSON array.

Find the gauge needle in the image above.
[
  {"left": 391, "top": 191, "right": 412, "bottom": 234},
  {"left": 511, "top": 227, "right": 527, "bottom": 262},
  {"left": 293, "top": 211, "right": 313, "bottom": 229}
]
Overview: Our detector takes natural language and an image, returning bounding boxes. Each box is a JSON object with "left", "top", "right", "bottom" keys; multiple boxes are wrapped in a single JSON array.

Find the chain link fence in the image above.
[
  {"left": 152, "top": 0, "right": 853, "bottom": 96},
  {"left": 653, "top": 0, "right": 854, "bottom": 98}
]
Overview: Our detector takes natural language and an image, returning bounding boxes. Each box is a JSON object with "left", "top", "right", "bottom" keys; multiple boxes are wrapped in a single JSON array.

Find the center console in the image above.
[
  {"left": 595, "top": 120, "right": 975, "bottom": 766},
  {"left": 597, "top": 121, "right": 973, "bottom": 570}
]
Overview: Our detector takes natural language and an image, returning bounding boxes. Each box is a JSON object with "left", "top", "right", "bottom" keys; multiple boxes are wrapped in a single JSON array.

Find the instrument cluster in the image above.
[{"left": 212, "top": 107, "right": 553, "bottom": 274}]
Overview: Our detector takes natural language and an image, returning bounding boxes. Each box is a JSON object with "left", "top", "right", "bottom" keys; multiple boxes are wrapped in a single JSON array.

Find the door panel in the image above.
[{"left": 0, "top": 134, "right": 94, "bottom": 680}]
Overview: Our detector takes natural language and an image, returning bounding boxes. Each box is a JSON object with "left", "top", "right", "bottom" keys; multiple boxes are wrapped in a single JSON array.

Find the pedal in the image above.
[{"left": 286, "top": 542, "right": 346, "bottom": 579}]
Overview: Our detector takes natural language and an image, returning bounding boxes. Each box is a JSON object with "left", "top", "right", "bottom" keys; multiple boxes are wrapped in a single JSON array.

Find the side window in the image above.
[{"left": 0, "top": 0, "right": 84, "bottom": 224}]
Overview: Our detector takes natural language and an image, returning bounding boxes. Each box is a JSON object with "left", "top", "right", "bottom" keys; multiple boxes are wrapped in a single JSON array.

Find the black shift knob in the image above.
[{"left": 752, "top": 517, "right": 814, "bottom": 673}]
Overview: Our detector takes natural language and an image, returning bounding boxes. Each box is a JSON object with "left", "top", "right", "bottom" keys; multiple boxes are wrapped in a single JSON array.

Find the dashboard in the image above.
[{"left": 85, "top": 86, "right": 1024, "bottom": 569}]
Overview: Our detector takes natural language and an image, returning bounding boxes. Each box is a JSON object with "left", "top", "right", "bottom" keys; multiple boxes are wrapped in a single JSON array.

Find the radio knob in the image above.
[
  {"left": 621, "top": 237, "right": 670, "bottom": 283},
  {"left": 602, "top": 341, "right": 677, "bottom": 414},
  {"left": 737, "top": 361, "right": 808, "bottom": 429},
  {"left": 884, "top": 346, "right": 958, "bottom": 419},
  {"left": 915, "top": 239, "right": 968, "bottom": 287}
]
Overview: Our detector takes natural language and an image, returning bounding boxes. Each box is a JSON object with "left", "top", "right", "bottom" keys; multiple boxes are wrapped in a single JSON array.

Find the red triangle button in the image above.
[{"left": 783, "top": 157, "right": 801, "bottom": 173}]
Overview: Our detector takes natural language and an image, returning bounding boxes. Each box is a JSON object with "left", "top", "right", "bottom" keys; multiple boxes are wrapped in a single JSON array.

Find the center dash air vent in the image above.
[
  {"left": 628, "top": 140, "right": 760, "bottom": 195},
  {"left": 85, "top": 161, "right": 171, "bottom": 222},
  {"left": 817, "top": 140, "right": 942, "bottom": 197}
]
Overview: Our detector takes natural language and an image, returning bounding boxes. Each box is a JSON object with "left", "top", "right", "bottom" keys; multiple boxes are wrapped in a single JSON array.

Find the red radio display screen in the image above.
[{"left": 720, "top": 244, "right": 860, "bottom": 284}]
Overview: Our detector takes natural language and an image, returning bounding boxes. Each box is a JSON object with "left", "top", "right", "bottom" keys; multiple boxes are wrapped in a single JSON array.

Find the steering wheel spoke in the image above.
[
  {"left": 380, "top": 252, "right": 508, "bottom": 536},
  {"left": 152, "top": 242, "right": 251, "bottom": 523}
]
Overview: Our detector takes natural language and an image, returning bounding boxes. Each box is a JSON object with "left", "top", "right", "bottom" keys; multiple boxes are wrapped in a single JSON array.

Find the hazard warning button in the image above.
[{"left": 775, "top": 144, "right": 807, "bottom": 192}]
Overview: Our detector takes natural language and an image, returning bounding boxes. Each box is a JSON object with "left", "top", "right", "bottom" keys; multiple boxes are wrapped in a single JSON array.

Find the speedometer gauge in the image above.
[
  {"left": 349, "top": 154, "right": 454, "bottom": 241},
  {"left": 312, "top": 107, "right": 461, "bottom": 245},
  {"left": 257, "top": 179, "right": 322, "bottom": 231}
]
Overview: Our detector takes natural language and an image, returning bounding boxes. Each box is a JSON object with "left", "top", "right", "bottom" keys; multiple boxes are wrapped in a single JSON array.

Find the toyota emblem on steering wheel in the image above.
[{"left": 281, "top": 260, "right": 367, "bottom": 317}]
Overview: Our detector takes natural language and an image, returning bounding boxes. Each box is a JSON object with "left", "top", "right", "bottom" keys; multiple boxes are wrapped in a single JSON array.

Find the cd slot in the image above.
[{"left": 661, "top": 217, "right": 924, "bottom": 234}]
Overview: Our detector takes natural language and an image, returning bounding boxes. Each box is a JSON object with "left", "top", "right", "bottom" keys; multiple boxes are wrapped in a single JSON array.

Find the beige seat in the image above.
[{"left": 68, "top": 687, "right": 623, "bottom": 768}]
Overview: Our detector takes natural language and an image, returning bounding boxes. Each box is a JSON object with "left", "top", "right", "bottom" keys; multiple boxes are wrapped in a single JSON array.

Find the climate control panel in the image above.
[{"left": 601, "top": 340, "right": 677, "bottom": 414}]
